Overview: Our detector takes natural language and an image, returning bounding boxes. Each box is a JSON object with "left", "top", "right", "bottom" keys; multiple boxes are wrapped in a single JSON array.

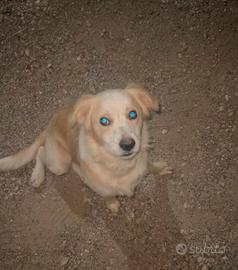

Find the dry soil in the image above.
[{"left": 0, "top": 1, "right": 237, "bottom": 269}]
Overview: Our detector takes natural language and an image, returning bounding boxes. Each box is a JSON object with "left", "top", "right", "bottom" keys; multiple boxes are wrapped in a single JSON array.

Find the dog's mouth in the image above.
[
  {"left": 122, "top": 152, "right": 133, "bottom": 156},
  {"left": 120, "top": 151, "right": 137, "bottom": 159}
]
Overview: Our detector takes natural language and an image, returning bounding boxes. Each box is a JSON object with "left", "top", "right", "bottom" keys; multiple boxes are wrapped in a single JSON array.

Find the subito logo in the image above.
[{"left": 176, "top": 243, "right": 188, "bottom": 255}]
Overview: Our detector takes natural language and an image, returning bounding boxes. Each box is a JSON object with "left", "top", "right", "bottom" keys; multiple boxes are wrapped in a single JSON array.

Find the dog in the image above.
[{"left": 0, "top": 84, "right": 171, "bottom": 212}]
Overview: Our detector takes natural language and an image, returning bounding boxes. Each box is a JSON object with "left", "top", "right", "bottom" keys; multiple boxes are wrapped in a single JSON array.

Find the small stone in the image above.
[
  {"left": 25, "top": 48, "right": 30, "bottom": 57},
  {"left": 178, "top": 53, "right": 182, "bottom": 58},
  {"left": 60, "top": 240, "right": 67, "bottom": 248},
  {"left": 218, "top": 105, "right": 224, "bottom": 112},
  {"left": 203, "top": 33, "right": 208, "bottom": 39},
  {"left": 135, "top": 217, "right": 143, "bottom": 224},
  {"left": 197, "top": 256, "right": 203, "bottom": 263},
  {"left": 126, "top": 210, "right": 135, "bottom": 222},
  {"left": 47, "top": 63, "right": 52, "bottom": 68},
  {"left": 100, "top": 29, "right": 107, "bottom": 37},
  {"left": 60, "top": 256, "right": 69, "bottom": 266},
  {"left": 201, "top": 265, "right": 207, "bottom": 270},
  {"left": 76, "top": 56, "right": 81, "bottom": 61},
  {"left": 225, "top": 94, "right": 229, "bottom": 101},
  {"left": 83, "top": 196, "right": 91, "bottom": 204},
  {"left": 162, "top": 129, "right": 168, "bottom": 135},
  {"left": 180, "top": 229, "right": 186, "bottom": 234},
  {"left": 183, "top": 202, "right": 188, "bottom": 209},
  {"left": 40, "top": 0, "right": 48, "bottom": 7},
  {"left": 106, "top": 198, "right": 120, "bottom": 213},
  {"left": 171, "top": 89, "right": 177, "bottom": 93}
]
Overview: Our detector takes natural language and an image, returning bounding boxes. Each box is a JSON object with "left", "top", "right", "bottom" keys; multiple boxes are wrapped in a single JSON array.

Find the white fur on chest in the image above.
[{"left": 76, "top": 130, "right": 148, "bottom": 197}]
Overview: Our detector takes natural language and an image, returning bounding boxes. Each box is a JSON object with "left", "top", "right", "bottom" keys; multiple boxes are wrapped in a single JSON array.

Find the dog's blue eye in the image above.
[
  {"left": 128, "top": 110, "right": 137, "bottom": 120},
  {"left": 100, "top": 117, "right": 110, "bottom": 126}
]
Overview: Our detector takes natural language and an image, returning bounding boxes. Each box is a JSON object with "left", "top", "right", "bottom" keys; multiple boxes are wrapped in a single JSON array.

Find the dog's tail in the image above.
[{"left": 0, "top": 132, "right": 46, "bottom": 171}]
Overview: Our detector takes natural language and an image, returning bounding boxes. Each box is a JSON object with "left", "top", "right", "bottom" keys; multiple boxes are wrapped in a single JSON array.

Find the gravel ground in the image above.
[{"left": 0, "top": 0, "right": 237, "bottom": 269}]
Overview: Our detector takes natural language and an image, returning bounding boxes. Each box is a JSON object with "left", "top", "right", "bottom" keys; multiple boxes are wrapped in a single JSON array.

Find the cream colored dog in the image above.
[{"left": 0, "top": 85, "right": 171, "bottom": 211}]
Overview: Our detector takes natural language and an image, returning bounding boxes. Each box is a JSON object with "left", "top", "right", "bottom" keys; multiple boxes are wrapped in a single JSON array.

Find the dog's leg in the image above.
[
  {"left": 148, "top": 160, "right": 173, "bottom": 175},
  {"left": 30, "top": 146, "right": 45, "bottom": 188},
  {"left": 44, "top": 138, "right": 71, "bottom": 176},
  {"left": 105, "top": 197, "right": 120, "bottom": 213}
]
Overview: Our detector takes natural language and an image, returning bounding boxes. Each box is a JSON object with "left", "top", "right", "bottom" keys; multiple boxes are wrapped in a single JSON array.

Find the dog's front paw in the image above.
[
  {"left": 106, "top": 197, "right": 120, "bottom": 213},
  {"left": 150, "top": 160, "right": 173, "bottom": 175},
  {"left": 29, "top": 163, "right": 45, "bottom": 188}
]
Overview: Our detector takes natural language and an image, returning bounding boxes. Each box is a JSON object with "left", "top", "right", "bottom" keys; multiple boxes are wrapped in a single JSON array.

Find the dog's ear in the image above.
[
  {"left": 72, "top": 95, "right": 95, "bottom": 130},
  {"left": 126, "top": 84, "right": 160, "bottom": 118}
]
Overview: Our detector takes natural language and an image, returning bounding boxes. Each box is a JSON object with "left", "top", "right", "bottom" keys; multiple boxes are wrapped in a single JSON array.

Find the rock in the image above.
[
  {"left": 60, "top": 256, "right": 69, "bottom": 266},
  {"left": 162, "top": 128, "right": 168, "bottom": 135},
  {"left": 218, "top": 105, "right": 224, "bottom": 112},
  {"left": 25, "top": 48, "right": 30, "bottom": 57},
  {"left": 197, "top": 256, "right": 203, "bottom": 263},
  {"left": 126, "top": 210, "right": 135, "bottom": 222},
  {"left": 183, "top": 202, "right": 189, "bottom": 209},
  {"left": 106, "top": 198, "right": 120, "bottom": 213}
]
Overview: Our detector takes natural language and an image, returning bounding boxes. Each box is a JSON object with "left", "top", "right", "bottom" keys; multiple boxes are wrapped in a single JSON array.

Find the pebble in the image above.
[
  {"left": 180, "top": 228, "right": 186, "bottom": 234},
  {"left": 197, "top": 256, "right": 203, "bottom": 263},
  {"left": 218, "top": 105, "right": 224, "bottom": 112},
  {"left": 126, "top": 210, "right": 135, "bottom": 222},
  {"left": 25, "top": 48, "right": 30, "bottom": 57},
  {"left": 225, "top": 94, "right": 229, "bottom": 101},
  {"left": 220, "top": 182, "right": 225, "bottom": 187},
  {"left": 40, "top": 0, "right": 48, "bottom": 7},
  {"left": 171, "top": 89, "right": 177, "bottom": 93},
  {"left": 60, "top": 240, "right": 67, "bottom": 248},
  {"left": 162, "top": 128, "right": 168, "bottom": 135},
  {"left": 183, "top": 202, "right": 189, "bottom": 209},
  {"left": 60, "top": 256, "right": 69, "bottom": 266}
]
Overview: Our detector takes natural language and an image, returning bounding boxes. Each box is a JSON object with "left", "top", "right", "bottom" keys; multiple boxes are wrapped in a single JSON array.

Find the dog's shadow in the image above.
[{"left": 55, "top": 169, "right": 186, "bottom": 269}]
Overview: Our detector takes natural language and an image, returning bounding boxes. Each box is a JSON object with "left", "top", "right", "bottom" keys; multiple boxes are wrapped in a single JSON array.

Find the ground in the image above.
[{"left": 0, "top": 0, "right": 237, "bottom": 269}]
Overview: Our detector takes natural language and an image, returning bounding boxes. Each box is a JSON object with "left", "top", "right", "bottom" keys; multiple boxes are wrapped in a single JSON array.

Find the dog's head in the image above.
[{"left": 73, "top": 85, "right": 159, "bottom": 158}]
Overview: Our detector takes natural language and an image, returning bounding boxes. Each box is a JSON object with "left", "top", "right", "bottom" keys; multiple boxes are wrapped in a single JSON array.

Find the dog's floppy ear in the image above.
[
  {"left": 126, "top": 84, "right": 160, "bottom": 118},
  {"left": 72, "top": 95, "right": 95, "bottom": 130}
]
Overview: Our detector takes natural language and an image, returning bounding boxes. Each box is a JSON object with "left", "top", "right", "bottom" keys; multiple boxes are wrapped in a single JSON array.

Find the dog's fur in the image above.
[{"left": 0, "top": 85, "right": 162, "bottom": 210}]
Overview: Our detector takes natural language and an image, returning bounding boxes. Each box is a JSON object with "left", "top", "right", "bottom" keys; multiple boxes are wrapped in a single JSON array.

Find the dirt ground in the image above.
[{"left": 0, "top": 0, "right": 237, "bottom": 269}]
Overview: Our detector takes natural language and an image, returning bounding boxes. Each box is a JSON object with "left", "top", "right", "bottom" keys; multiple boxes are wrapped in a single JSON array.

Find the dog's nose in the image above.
[{"left": 119, "top": 138, "right": 135, "bottom": 152}]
